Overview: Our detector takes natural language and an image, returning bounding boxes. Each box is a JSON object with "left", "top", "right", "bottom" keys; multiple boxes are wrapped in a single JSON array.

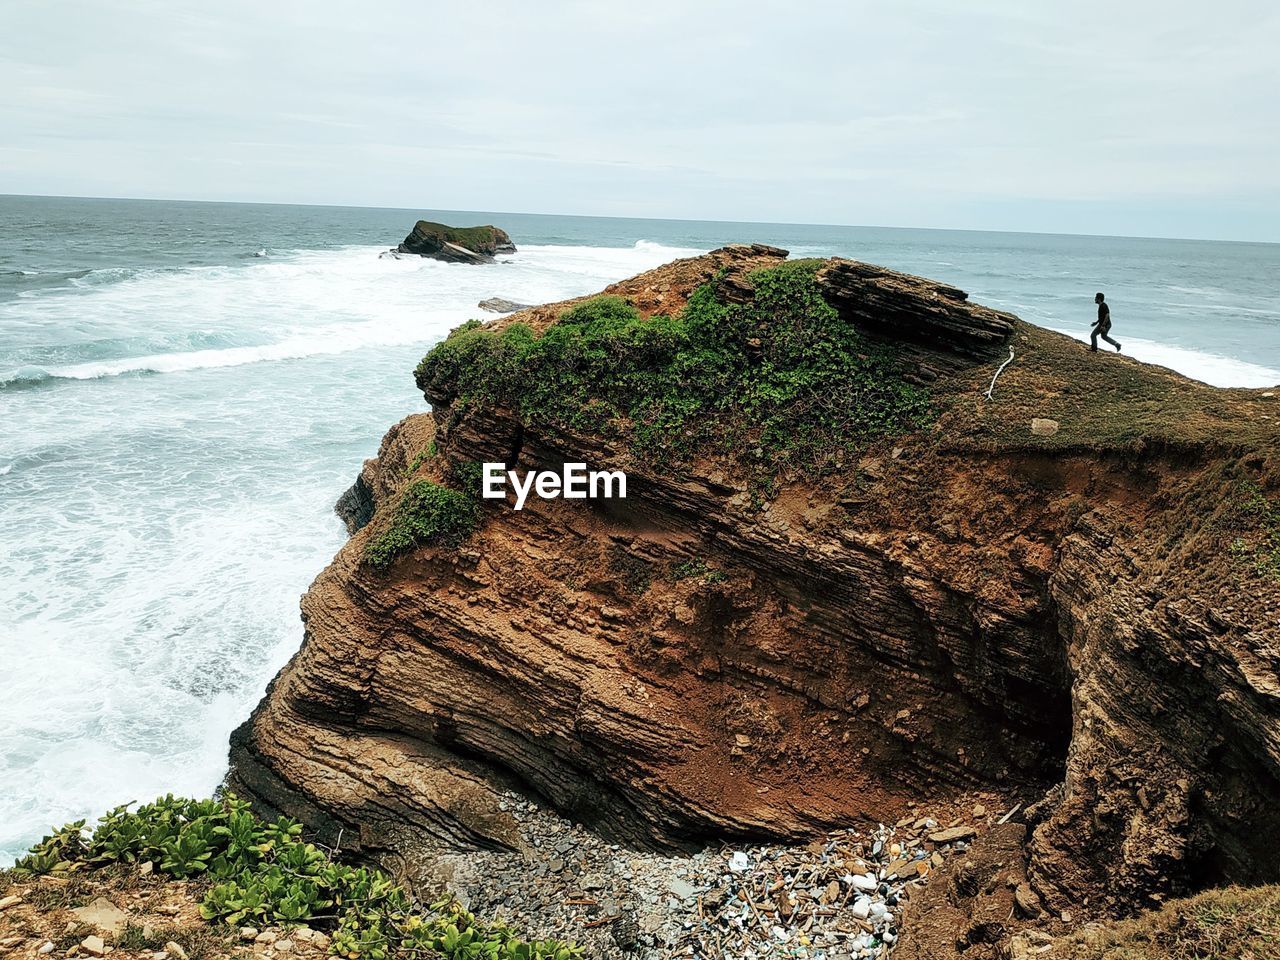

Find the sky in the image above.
[{"left": 2, "top": 0, "right": 1278, "bottom": 241}]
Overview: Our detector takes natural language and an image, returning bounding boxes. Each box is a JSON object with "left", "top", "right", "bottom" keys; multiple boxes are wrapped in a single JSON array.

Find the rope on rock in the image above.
[{"left": 983, "top": 346, "right": 1015, "bottom": 400}]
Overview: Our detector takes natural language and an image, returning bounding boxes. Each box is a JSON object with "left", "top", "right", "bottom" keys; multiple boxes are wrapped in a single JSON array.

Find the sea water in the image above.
[{"left": 1, "top": 195, "right": 1277, "bottom": 863}]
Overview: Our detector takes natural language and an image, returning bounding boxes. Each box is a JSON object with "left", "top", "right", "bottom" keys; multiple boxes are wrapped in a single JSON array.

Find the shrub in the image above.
[
  {"left": 365, "top": 480, "right": 479, "bottom": 570},
  {"left": 671, "top": 558, "right": 727, "bottom": 584},
  {"left": 14, "top": 795, "right": 581, "bottom": 960},
  {"left": 414, "top": 262, "right": 931, "bottom": 481}
]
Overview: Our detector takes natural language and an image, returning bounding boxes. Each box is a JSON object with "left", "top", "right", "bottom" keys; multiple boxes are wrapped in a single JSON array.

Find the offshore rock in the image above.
[{"left": 396, "top": 221, "right": 516, "bottom": 264}]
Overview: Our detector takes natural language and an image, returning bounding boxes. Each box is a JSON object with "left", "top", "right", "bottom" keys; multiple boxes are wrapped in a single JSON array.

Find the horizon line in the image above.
[{"left": 2, "top": 191, "right": 1276, "bottom": 248}]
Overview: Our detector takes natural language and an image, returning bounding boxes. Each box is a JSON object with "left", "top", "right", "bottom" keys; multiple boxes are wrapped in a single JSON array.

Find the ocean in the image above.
[{"left": 1, "top": 194, "right": 1278, "bottom": 864}]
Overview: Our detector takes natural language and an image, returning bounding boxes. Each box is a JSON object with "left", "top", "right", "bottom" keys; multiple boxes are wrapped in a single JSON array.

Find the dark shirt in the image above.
[{"left": 1096, "top": 302, "right": 1111, "bottom": 328}]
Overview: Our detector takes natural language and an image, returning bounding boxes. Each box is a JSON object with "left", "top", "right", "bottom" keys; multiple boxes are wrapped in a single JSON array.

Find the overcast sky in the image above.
[{"left": 2, "top": 0, "right": 1277, "bottom": 240}]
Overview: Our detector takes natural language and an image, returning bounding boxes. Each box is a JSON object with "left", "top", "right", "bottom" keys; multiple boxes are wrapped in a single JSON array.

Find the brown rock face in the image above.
[{"left": 228, "top": 247, "right": 1280, "bottom": 945}]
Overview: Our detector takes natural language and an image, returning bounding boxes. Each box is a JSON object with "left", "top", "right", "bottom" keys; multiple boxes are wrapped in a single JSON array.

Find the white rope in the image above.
[{"left": 983, "top": 347, "right": 1015, "bottom": 400}]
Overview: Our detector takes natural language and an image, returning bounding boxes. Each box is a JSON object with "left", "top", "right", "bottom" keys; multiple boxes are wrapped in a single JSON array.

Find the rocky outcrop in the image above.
[
  {"left": 229, "top": 246, "right": 1280, "bottom": 956},
  {"left": 477, "top": 297, "right": 532, "bottom": 314},
  {"left": 333, "top": 414, "right": 436, "bottom": 534},
  {"left": 396, "top": 221, "right": 516, "bottom": 264},
  {"left": 817, "top": 260, "right": 1016, "bottom": 360}
]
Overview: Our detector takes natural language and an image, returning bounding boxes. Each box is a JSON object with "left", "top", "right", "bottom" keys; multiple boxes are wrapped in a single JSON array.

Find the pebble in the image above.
[
  {"left": 164, "top": 942, "right": 187, "bottom": 960},
  {"left": 80, "top": 937, "right": 106, "bottom": 958},
  {"left": 927, "top": 826, "right": 977, "bottom": 844},
  {"left": 668, "top": 878, "right": 699, "bottom": 901},
  {"left": 0, "top": 895, "right": 22, "bottom": 911}
]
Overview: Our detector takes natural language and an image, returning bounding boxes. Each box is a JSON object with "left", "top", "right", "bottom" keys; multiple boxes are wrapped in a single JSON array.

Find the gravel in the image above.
[{"left": 421, "top": 791, "right": 976, "bottom": 959}]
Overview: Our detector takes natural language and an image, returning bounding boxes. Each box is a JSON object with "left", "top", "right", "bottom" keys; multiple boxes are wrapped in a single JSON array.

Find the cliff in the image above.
[
  {"left": 396, "top": 220, "right": 516, "bottom": 264},
  {"left": 228, "top": 245, "right": 1280, "bottom": 957}
]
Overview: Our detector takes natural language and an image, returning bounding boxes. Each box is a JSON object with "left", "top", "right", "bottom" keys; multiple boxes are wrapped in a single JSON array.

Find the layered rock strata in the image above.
[{"left": 230, "top": 246, "right": 1280, "bottom": 952}]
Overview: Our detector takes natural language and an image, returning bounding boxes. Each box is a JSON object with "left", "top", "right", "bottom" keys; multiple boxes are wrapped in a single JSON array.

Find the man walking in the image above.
[{"left": 1091, "top": 292, "right": 1121, "bottom": 352}]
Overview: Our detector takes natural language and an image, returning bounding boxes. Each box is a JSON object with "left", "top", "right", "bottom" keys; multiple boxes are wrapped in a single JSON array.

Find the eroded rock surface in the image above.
[{"left": 229, "top": 246, "right": 1280, "bottom": 956}]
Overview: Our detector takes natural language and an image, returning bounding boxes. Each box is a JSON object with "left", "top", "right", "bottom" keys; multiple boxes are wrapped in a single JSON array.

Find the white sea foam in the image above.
[
  {"left": 1051, "top": 327, "right": 1280, "bottom": 388},
  {"left": 1, "top": 242, "right": 702, "bottom": 386}
]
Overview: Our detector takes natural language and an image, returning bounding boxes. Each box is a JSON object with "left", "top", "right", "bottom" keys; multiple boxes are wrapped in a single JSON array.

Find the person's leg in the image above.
[
  {"left": 1103, "top": 331, "right": 1121, "bottom": 351},
  {"left": 1090, "top": 328, "right": 1100, "bottom": 351}
]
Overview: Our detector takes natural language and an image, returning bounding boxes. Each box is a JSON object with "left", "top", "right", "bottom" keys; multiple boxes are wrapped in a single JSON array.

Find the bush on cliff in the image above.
[
  {"left": 14, "top": 795, "right": 581, "bottom": 960},
  {"left": 364, "top": 479, "right": 479, "bottom": 569},
  {"left": 414, "top": 261, "right": 931, "bottom": 476}
]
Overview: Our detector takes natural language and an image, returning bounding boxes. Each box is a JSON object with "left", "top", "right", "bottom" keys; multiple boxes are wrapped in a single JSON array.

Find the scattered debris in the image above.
[{"left": 425, "top": 793, "right": 982, "bottom": 959}]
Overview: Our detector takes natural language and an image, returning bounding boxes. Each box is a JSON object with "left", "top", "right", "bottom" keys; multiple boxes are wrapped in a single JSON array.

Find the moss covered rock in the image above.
[{"left": 397, "top": 220, "right": 516, "bottom": 264}]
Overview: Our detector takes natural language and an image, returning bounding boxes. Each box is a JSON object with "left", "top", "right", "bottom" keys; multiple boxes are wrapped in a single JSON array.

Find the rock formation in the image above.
[
  {"left": 395, "top": 221, "right": 516, "bottom": 264},
  {"left": 477, "top": 297, "right": 532, "bottom": 313},
  {"left": 229, "top": 245, "right": 1280, "bottom": 957}
]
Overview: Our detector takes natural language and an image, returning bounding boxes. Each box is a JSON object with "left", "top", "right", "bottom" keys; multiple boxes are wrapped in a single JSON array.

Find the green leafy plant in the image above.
[
  {"left": 671, "top": 558, "right": 727, "bottom": 583},
  {"left": 13, "top": 819, "right": 88, "bottom": 875},
  {"left": 16, "top": 795, "right": 581, "bottom": 960}
]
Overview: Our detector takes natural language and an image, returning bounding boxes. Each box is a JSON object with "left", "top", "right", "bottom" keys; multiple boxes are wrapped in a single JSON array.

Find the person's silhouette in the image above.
[{"left": 1091, "top": 292, "right": 1121, "bottom": 352}]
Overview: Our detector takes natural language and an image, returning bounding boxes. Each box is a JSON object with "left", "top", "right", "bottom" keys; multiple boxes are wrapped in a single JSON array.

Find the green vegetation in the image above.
[
  {"left": 449, "top": 459, "right": 485, "bottom": 495},
  {"left": 670, "top": 558, "right": 727, "bottom": 583},
  {"left": 415, "top": 262, "right": 931, "bottom": 479},
  {"left": 403, "top": 442, "right": 437, "bottom": 478},
  {"left": 1230, "top": 480, "right": 1280, "bottom": 580},
  {"left": 1044, "top": 883, "right": 1280, "bottom": 960},
  {"left": 365, "top": 479, "right": 478, "bottom": 570},
  {"left": 410, "top": 222, "right": 508, "bottom": 255},
  {"left": 14, "top": 795, "right": 581, "bottom": 960}
]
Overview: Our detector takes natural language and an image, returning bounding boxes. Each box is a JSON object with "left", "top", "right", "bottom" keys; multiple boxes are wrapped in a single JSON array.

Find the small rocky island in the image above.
[{"left": 391, "top": 220, "right": 516, "bottom": 264}]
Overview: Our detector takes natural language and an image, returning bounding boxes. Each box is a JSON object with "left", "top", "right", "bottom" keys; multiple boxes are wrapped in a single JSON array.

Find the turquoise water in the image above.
[{"left": 1, "top": 195, "right": 1278, "bottom": 863}]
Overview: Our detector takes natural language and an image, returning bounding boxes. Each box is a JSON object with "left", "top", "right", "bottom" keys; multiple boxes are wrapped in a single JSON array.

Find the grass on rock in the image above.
[
  {"left": 1045, "top": 883, "right": 1280, "bottom": 960},
  {"left": 1230, "top": 480, "right": 1280, "bottom": 581},
  {"left": 415, "top": 261, "right": 932, "bottom": 479}
]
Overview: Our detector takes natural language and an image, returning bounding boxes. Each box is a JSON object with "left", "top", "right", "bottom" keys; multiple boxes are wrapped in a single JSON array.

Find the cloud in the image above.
[{"left": 0, "top": 0, "right": 1276, "bottom": 239}]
